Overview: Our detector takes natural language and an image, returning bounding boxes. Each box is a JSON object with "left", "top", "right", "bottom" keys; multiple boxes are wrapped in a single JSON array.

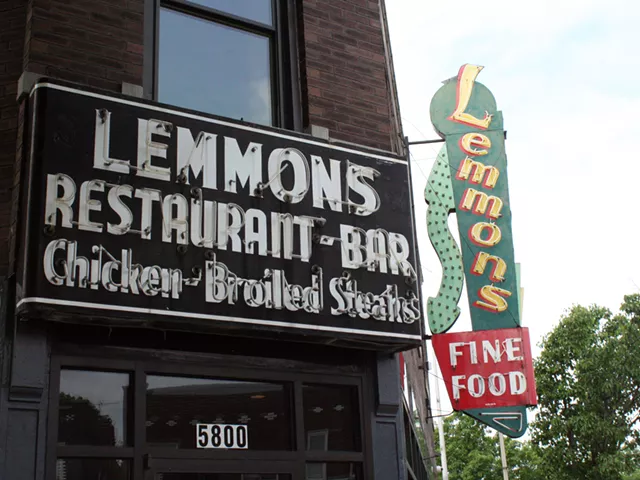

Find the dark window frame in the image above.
[
  {"left": 143, "top": 0, "right": 302, "bottom": 131},
  {"left": 46, "top": 349, "right": 373, "bottom": 480}
]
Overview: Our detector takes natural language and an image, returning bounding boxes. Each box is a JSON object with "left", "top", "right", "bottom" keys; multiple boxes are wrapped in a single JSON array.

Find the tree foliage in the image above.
[
  {"left": 531, "top": 294, "right": 640, "bottom": 479},
  {"left": 436, "top": 412, "right": 541, "bottom": 480}
]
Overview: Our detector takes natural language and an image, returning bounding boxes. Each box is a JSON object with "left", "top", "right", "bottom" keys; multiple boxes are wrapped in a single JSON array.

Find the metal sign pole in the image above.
[
  {"left": 433, "top": 368, "right": 449, "bottom": 480},
  {"left": 499, "top": 432, "right": 509, "bottom": 480}
]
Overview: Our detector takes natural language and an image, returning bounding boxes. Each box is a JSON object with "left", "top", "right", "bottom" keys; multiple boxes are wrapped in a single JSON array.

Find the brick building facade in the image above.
[{"left": 0, "top": 0, "right": 434, "bottom": 479}]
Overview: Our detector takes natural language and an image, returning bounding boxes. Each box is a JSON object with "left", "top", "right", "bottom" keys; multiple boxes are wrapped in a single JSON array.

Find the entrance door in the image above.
[{"left": 144, "top": 459, "right": 295, "bottom": 480}]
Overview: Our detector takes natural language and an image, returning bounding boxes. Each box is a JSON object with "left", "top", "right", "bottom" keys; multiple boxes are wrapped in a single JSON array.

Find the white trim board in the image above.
[{"left": 16, "top": 297, "right": 422, "bottom": 341}]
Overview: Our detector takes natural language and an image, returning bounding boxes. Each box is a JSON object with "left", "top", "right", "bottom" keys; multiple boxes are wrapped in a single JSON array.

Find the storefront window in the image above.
[
  {"left": 53, "top": 363, "right": 365, "bottom": 478},
  {"left": 56, "top": 459, "right": 130, "bottom": 480},
  {"left": 58, "top": 370, "right": 131, "bottom": 447},
  {"left": 146, "top": 375, "right": 293, "bottom": 450},
  {"left": 303, "top": 384, "right": 361, "bottom": 452}
]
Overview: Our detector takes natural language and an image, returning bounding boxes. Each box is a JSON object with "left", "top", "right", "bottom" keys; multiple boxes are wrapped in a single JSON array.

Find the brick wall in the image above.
[
  {"left": 25, "top": 0, "right": 144, "bottom": 91},
  {"left": 1, "top": 0, "right": 145, "bottom": 276},
  {"left": 0, "top": 0, "right": 28, "bottom": 276},
  {"left": 300, "top": 0, "right": 402, "bottom": 153}
]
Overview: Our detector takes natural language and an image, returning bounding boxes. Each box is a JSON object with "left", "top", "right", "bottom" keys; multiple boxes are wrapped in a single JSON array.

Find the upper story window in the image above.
[{"left": 155, "top": 0, "right": 298, "bottom": 129}]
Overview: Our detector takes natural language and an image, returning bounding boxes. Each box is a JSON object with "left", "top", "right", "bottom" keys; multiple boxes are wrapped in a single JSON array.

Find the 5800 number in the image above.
[{"left": 196, "top": 424, "right": 248, "bottom": 449}]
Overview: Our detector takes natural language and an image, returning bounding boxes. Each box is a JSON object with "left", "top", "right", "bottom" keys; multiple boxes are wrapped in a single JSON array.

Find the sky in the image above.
[{"left": 386, "top": 0, "right": 640, "bottom": 416}]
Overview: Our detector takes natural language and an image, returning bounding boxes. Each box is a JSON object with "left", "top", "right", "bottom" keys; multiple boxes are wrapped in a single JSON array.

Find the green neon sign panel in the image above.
[{"left": 426, "top": 65, "right": 530, "bottom": 437}]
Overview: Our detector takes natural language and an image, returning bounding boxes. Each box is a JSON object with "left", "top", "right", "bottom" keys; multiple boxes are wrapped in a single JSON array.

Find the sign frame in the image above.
[
  {"left": 15, "top": 79, "right": 424, "bottom": 350},
  {"left": 432, "top": 327, "right": 537, "bottom": 411},
  {"left": 426, "top": 64, "right": 537, "bottom": 437}
]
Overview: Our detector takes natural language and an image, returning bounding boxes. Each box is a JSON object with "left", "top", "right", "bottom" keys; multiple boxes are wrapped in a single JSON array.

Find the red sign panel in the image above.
[{"left": 432, "top": 328, "right": 537, "bottom": 410}]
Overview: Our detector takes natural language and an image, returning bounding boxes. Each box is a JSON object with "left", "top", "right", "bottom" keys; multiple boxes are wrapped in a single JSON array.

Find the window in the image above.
[
  {"left": 56, "top": 459, "right": 130, "bottom": 480},
  {"left": 145, "top": 375, "right": 293, "bottom": 450},
  {"left": 49, "top": 359, "right": 367, "bottom": 479},
  {"left": 54, "top": 369, "right": 134, "bottom": 480},
  {"left": 154, "top": 0, "right": 299, "bottom": 129},
  {"left": 58, "top": 370, "right": 132, "bottom": 447},
  {"left": 303, "top": 385, "right": 361, "bottom": 452}
]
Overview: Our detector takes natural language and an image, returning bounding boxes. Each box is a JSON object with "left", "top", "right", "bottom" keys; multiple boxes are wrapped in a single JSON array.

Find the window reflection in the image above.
[
  {"left": 146, "top": 375, "right": 292, "bottom": 450},
  {"left": 303, "top": 385, "right": 361, "bottom": 452},
  {"left": 56, "top": 459, "right": 130, "bottom": 480},
  {"left": 305, "top": 463, "right": 362, "bottom": 480},
  {"left": 158, "top": 8, "right": 273, "bottom": 125},
  {"left": 58, "top": 370, "right": 130, "bottom": 446},
  {"left": 190, "top": 0, "right": 273, "bottom": 25}
]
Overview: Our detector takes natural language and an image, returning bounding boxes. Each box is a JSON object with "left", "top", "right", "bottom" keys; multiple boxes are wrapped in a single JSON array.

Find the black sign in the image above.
[{"left": 16, "top": 81, "right": 422, "bottom": 348}]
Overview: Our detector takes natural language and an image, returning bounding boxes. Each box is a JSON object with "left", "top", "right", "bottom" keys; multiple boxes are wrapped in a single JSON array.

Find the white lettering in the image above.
[
  {"left": 162, "top": 194, "right": 189, "bottom": 244},
  {"left": 66, "top": 241, "right": 89, "bottom": 288},
  {"left": 137, "top": 118, "right": 171, "bottom": 181},
  {"left": 388, "top": 233, "right": 411, "bottom": 276},
  {"left": 107, "top": 185, "right": 134, "bottom": 235},
  {"left": 346, "top": 163, "right": 380, "bottom": 216},
  {"left": 78, "top": 180, "right": 104, "bottom": 233},
  {"left": 45, "top": 174, "right": 76, "bottom": 228},
  {"left": 176, "top": 128, "right": 217, "bottom": 189},
  {"left": 509, "top": 371, "right": 527, "bottom": 395},
  {"left": 505, "top": 337, "right": 524, "bottom": 361},
  {"left": 225, "top": 138, "right": 262, "bottom": 195},
  {"left": 244, "top": 209, "right": 268, "bottom": 256},
  {"left": 452, "top": 375, "right": 466, "bottom": 400},
  {"left": 271, "top": 212, "right": 294, "bottom": 260},
  {"left": 43, "top": 239, "right": 68, "bottom": 285},
  {"left": 93, "top": 109, "right": 130, "bottom": 173},
  {"left": 469, "top": 341, "right": 478, "bottom": 364},
  {"left": 449, "top": 342, "right": 465, "bottom": 367},
  {"left": 468, "top": 374, "right": 485, "bottom": 398},
  {"left": 366, "top": 230, "right": 388, "bottom": 273},
  {"left": 267, "top": 148, "right": 309, "bottom": 203},
  {"left": 311, "top": 156, "right": 342, "bottom": 211},
  {"left": 134, "top": 188, "right": 161, "bottom": 240},
  {"left": 488, "top": 373, "right": 507, "bottom": 396},
  {"left": 340, "top": 225, "right": 364, "bottom": 269},
  {"left": 294, "top": 216, "right": 316, "bottom": 263},
  {"left": 482, "top": 340, "right": 501, "bottom": 363},
  {"left": 191, "top": 199, "right": 216, "bottom": 248}
]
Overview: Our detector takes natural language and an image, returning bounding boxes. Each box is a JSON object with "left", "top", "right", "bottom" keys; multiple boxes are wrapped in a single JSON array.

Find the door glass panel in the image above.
[
  {"left": 189, "top": 0, "right": 273, "bottom": 25},
  {"left": 305, "top": 463, "right": 362, "bottom": 480},
  {"left": 158, "top": 8, "right": 273, "bottom": 126},
  {"left": 56, "top": 459, "right": 130, "bottom": 480},
  {"left": 303, "top": 385, "right": 361, "bottom": 451},
  {"left": 58, "top": 370, "right": 131, "bottom": 446},
  {"left": 146, "top": 375, "right": 293, "bottom": 450},
  {"left": 157, "top": 475, "right": 290, "bottom": 480}
]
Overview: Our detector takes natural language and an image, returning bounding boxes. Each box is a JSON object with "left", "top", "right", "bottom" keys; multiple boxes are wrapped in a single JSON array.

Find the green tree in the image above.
[
  {"left": 435, "top": 412, "right": 540, "bottom": 480},
  {"left": 505, "top": 436, "right": 542, "bottom": 480},
  {"left": 532, "top": 295, "right": 640, "bottom": 479}
]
